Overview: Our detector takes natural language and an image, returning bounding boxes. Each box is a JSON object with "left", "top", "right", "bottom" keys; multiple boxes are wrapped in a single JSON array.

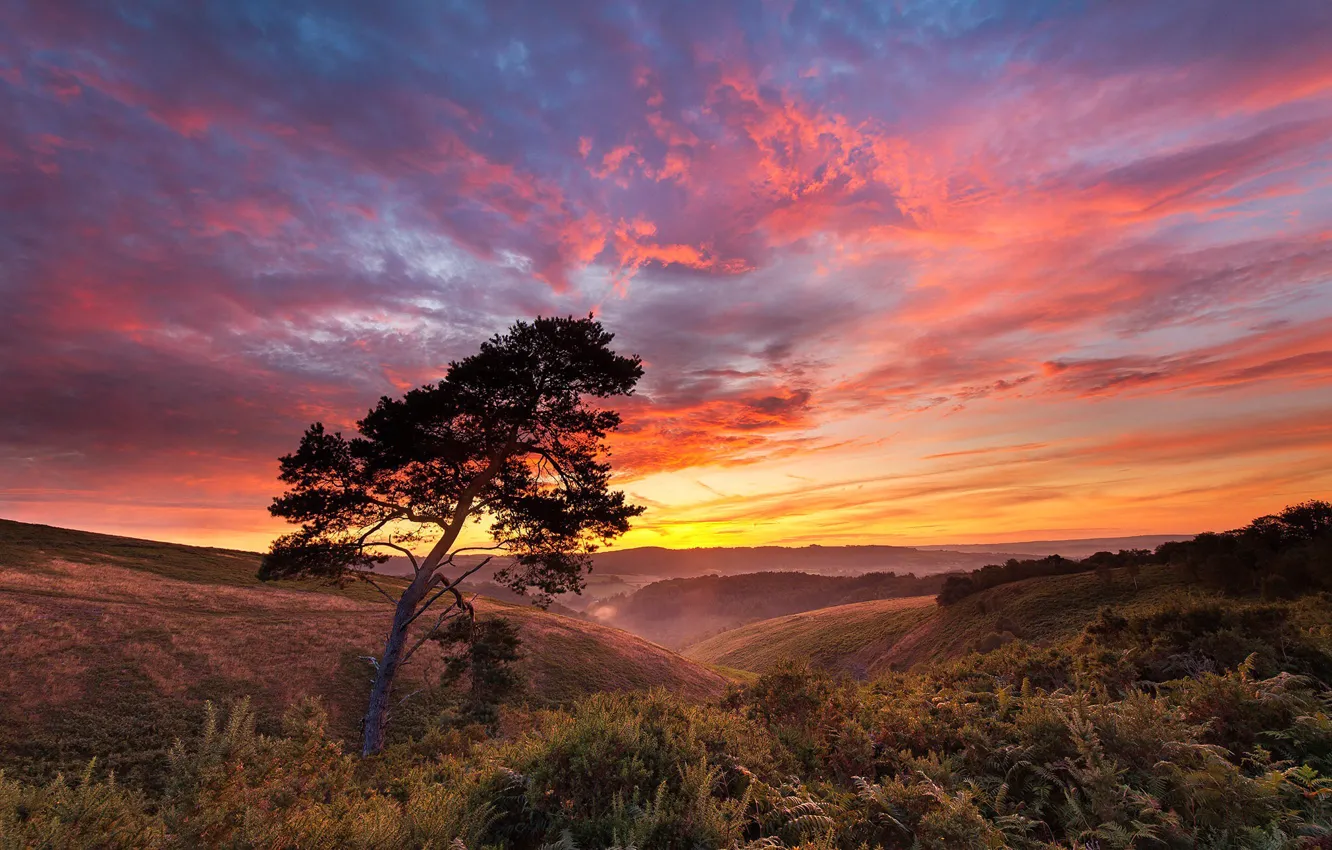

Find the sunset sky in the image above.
[{"left": 2, "top": 1, "right": 1331, "bottom": 552}]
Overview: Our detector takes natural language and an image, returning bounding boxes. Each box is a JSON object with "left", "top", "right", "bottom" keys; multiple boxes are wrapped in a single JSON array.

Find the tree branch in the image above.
[
  {"left": 363, "top": 495, "right": 447, "bottom": 526},
  {"left": 356, "top": 511, "right": 404, "bottom": 544},
  {"left": 365, "top": 539, "right": 420, "bottom": 574},
  {"left": 518, "top": 441, "right": 574, "bottom": 490},
  {"left": 355, "top": 571, "right": 399, "bottom": 605},
  {"left": 401, "top": 604, "right": 469, "bottom": 667},
  {"left": 391, "top": 688, "right": 425, "bottom": 714},
  {"left": 420, "top": 439, "right": 519, "bottom": 573},
  {"left": 405, "top": 557, "right": 490, "bottom": 629}
]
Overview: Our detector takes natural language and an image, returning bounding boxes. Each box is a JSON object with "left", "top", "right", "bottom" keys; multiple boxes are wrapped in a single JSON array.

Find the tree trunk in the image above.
[
  {"left": 361, "top": 451, "right": 510, "bottom": 756},
  {"left": 362, "top": 569, "right": 432, "bottom": 756}
]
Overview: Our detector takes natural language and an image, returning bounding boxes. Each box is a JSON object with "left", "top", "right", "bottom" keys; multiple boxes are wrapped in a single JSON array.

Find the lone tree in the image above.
[{"left": 261, "top": 315, "right": 644, "bottom": 755}]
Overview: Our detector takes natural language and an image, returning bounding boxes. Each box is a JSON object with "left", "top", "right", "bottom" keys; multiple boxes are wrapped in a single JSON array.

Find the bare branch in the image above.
[
  {"left": 364, "top": 539, "right": 420, "bottom": 573},
  {"left": 355, "top": 572, "right": 399, "bottom": 605},
  {"left": 363, "top": 495, "right": 448, "bottom": 526},
  {"left": 401, "top": 604, "right": 469, "bottom": 667},
  {"left": 406, "top": 557, "right": 491, "bottom": 629},
  {"left": 356, "top": 512, "right": 403, "bottom": 547},
  {"left": 518, "top": 441, "right": 574, "bottom": 490},
  {"left": 358, "top": 655, "right": 380, "bottom": 672},
  {"left": 392, "top": 689, "right": 425, "bottom": 712}
]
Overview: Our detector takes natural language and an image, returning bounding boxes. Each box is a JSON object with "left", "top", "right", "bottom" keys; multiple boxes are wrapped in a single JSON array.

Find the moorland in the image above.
[{"left": 4, "top": 500, "right": 1332, "bottom": 848}]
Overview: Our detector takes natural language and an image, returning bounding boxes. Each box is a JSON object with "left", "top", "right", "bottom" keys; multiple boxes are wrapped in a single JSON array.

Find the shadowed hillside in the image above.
[{"left": 0, "top": 519, "right": 728, "bottom": 786}]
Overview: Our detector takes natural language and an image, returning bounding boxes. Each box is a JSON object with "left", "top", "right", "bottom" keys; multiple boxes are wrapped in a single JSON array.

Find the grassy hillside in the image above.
[
  {"left": 7, "top": 520, "right": 1332, "bottom": 847},
  {"left": 686, "top": 565, "right": 1202, "bottom": 675},
  {"left": 884, "top": 563, "right": 1198, "bottom": 667},
  {"left": 685, "top": 595, "right": 936, "bottom": 675},
  {"left": 0, "top": 519, "right": 728, "bottom": 786},
  {"left": 1, "top": 518, "right": 270, "bottom": 585},
  {"left": 591, "top": 570, "right": 945, "bottom": 648}
]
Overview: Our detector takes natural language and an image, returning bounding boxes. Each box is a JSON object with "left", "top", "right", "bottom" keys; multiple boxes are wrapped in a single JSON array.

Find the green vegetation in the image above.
[
  {"left": 0, "top": 517, "right": 262, "bottom": 583},
  {"left": 684, "top": 564, "right": 1197, "bottom": 676},
  {"left": 0, "top": 517, "right": 389, "bottom": 603},
  {"left": 7, "top": 502, "right": 1332, "bottom": 846}
]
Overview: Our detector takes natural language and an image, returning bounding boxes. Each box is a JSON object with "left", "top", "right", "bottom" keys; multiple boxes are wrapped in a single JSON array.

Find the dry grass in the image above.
[
  {"left": 685, "top": 566, "right": 1209, "bottom": 677},
  {"left": 0, "top": 520, "right": 729, "bottom": 786},
  {"left": 684, "top": 595, "right": 936, "bottom": 676},
  {"left": 879, "top": 564, "right": 1200, "bottom": 668}
]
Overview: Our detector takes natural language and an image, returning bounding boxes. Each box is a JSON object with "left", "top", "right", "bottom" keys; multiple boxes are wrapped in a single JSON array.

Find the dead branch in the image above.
[
  {"left": 355, "top": 572, "right": 400, "bottom": 605},
  {"left": 401, "top": 604, "right": 469, "bottom": 667},
  {"left": 405, "top": 557, "right": 490, "bottom": 629}
]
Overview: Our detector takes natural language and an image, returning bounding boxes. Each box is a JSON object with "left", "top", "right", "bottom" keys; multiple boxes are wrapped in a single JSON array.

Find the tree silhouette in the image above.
[{"left": 261, "top": 316, "right": 644, "bottom": 754}]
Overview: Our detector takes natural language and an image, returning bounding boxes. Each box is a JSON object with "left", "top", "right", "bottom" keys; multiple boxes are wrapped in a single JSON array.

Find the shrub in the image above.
[
  {"left": 0, "top": 763, "right": 165, "bottom": 849},
  {"left": 483, "top": 689, "right": 778, "bottom": 848}
]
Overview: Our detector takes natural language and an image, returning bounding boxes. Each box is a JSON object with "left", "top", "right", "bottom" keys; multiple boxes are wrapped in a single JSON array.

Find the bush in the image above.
[
  {"left": 0, "top": 763, "right": 165, "bottom": 849},
  {"left": 484, "top": 689, "right": 778, "bottom": 848}
]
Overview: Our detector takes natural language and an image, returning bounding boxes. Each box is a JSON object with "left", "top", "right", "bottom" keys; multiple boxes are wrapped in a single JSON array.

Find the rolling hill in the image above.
[
  {"left": 591, "top": 571, "right": 946, "bottom": 648},
  {"left": 0, "top": 518, "right": 729, "bottom": 785},
  {"left": 915, "top": 534, "right": 1191, "bottom": 559},
  {"left": 372, "top": 542, "right": 1028, "bottom": 583},
  {"left": 685, "top": 564, "right": 1200, "bottom": 676},
  {"left": 685, "top": 595, "right": 937, "bottom": 675}
]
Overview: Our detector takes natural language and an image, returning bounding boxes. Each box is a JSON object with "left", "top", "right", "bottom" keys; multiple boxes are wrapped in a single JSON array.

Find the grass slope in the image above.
[
  {"left": 685, "top": 565, "right": 1203, "bottom": 676},
  {"left": 685, "top": 595, "right": 936, "bottom": 676},
  {"left": 882, "top": 564, "right": 1196, "bottom": 668},
  {"left": 0, "top": 519, "right": 727, "bottom": 785}
]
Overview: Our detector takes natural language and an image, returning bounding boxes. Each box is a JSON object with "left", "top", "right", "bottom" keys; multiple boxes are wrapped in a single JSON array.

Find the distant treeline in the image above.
[
  {"left": 596, "top": 570, "right": 945, "bottom": 647},
  {"left": 938, "top": 500, "right": 1332, "bottom": 605}
]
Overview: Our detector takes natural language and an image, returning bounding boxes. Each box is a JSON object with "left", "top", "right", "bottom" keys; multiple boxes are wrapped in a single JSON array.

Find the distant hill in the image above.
[
  {"left": 0, "top": 518, "right": 728, "bottom": 785},
  {"left": 916, "top": 534, "right": 1192, "bottom": 559},
  {"left": 590, "top": 570, "right": 947, "bottom": 648},
  {"left": 588, "top": 544, "right": 1016, "bottom": 577},
  {"left": 372, "top": 543, "right": 1021, "bottom": 584},
  {"left": 684, "top": 564, "right": 1198, "bottom": 676},
  {"left": 375, "top": 539, "right": 1197, "bottom": 585}
]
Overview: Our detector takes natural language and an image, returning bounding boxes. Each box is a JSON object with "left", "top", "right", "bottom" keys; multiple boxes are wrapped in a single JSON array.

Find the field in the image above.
[{"left": 0, "top": 520, "right": 729, "bottom": 786}]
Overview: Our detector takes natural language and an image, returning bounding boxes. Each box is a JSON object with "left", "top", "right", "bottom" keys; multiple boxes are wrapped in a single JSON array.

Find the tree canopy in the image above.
[{"left": 261, "top": 315, "right": 645, "bottom": 603}]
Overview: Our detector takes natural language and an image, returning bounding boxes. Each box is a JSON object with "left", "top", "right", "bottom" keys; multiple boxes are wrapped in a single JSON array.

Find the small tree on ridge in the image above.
[{"left": 260, "top": 315, "right": 644, "bottom": 755}]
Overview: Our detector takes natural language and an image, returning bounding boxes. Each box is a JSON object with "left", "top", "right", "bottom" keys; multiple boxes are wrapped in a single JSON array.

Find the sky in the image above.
[{"left": 2, "top": 0, "right": 1331, "bottom": 553}]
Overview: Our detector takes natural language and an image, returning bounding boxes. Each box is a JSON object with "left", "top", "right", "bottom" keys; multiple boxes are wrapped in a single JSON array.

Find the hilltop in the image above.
[
  {"left": 915, "top": 533, "right": 1191, "bottom": 559},
  {"left": 587, "top": 544, "right": 1011, "bottom": 577},
  {"left": 0, "top": 518, "right": 728, "bottom": 785}
]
